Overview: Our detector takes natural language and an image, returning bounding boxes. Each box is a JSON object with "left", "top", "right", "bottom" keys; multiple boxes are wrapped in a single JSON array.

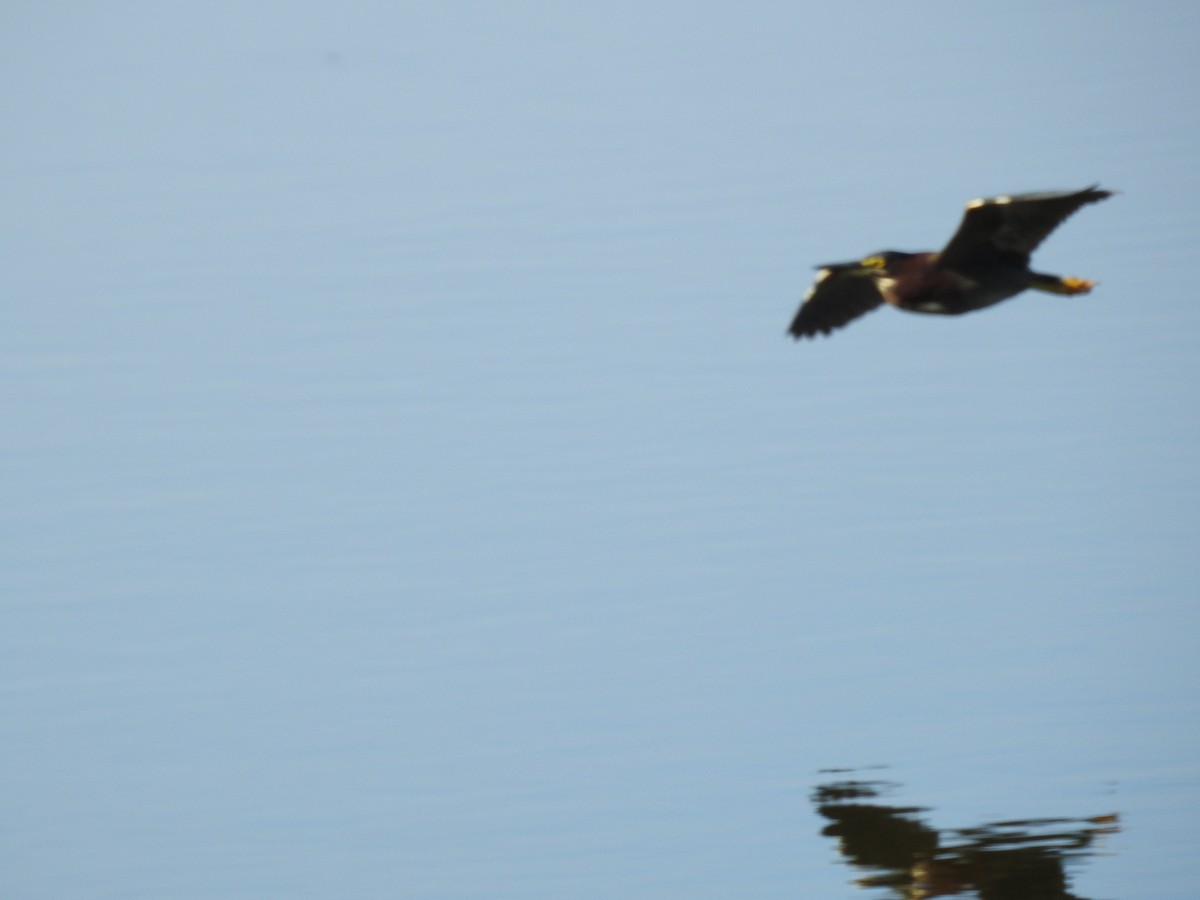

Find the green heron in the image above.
[{"left": 788, "top": 185, "right": 1113, "bottom": 339}]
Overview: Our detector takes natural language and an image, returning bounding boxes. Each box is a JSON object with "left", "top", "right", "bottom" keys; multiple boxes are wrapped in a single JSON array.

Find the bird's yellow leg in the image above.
[{"left": 1030, "top": 273, "right": 1097, "bottom": 295}]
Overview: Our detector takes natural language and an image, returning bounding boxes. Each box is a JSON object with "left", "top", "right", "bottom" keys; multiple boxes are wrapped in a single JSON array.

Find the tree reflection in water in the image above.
[{"left": 812, "top": 772, "right": 1119, "bottom": 899}]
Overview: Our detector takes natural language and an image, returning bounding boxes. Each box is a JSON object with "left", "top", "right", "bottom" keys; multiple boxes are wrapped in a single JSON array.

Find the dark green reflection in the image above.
[{"left": 812, "top": 771, "right": 1119, "bottom": 899}]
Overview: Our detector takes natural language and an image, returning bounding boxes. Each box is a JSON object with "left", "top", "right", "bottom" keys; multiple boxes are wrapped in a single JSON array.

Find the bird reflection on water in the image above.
[{"left": 812, "top": 772, "right": 1119, "bottom": 899}]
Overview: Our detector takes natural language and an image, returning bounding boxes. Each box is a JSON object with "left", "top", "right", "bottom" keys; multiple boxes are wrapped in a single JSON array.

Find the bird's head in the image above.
[
  {"left": 814, "top": 251, "right": 918, "bottom": 278},
  {"left": 856, "top": 250, "right": 919, "bottom": 274}
]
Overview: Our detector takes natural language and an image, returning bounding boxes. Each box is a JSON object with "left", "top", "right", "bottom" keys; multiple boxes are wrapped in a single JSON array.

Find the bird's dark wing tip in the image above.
[
  {"left": 1080, "top": 183, "right": 1116, "bottom": 201},
  {"left": 787, "top": 324, "right": 831, "bottom": 340}
]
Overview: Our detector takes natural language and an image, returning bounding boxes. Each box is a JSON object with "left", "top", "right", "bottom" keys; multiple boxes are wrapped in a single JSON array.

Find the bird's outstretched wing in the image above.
[
  {"left": 788, "top": 264, "right": 885, "bottom": 339},
  {"left": 937, "top": 185, "right": 1112, "bottom": 270}
]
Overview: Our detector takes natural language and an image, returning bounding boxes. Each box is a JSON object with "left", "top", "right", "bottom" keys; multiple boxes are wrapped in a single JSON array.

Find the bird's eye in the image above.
[{"left": 860, "top": 255, "right": 886, "bottom": 268}]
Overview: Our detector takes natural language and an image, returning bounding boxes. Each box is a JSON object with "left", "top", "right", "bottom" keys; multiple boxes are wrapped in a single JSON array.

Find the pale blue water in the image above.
[{"left": 3, "top": 4, "right": 1199, "bottom": 898}]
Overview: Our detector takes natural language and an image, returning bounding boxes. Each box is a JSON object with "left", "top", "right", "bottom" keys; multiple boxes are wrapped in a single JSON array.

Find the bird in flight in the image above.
[{"left": 787, "top": 185, "right": 1113, "bottom": 339}]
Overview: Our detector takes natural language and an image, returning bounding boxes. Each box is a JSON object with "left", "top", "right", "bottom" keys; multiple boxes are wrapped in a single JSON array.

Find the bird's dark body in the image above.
[
  {"left": 884, "top": 254, "right": 1031, "bottom": 315},
  {"left": 788, "top": 186, "right": 1113, "bottom": 339}
]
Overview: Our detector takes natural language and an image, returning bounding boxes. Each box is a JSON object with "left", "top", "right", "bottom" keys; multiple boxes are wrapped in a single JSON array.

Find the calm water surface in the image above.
[{"left": 3, "top": 5, "right": 1198, "bottom": 898}]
